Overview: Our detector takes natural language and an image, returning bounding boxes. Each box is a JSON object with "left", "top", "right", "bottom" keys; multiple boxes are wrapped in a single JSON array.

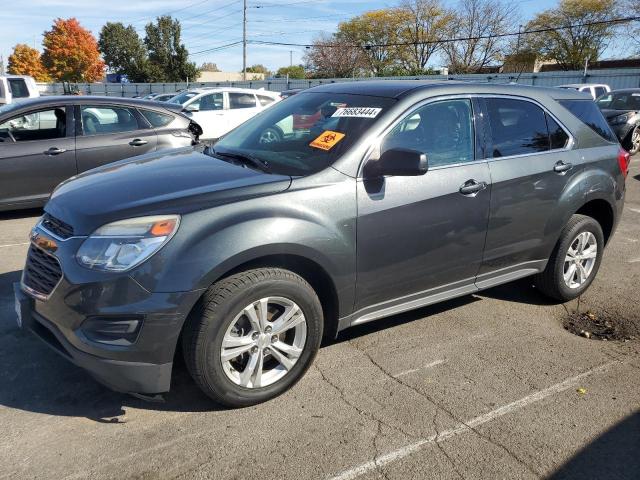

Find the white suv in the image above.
[
  {"left": 168, "top": 87, "right": 281, "bottom": 140},
  {"left": 557, "top": 83, "right": 611, "bottom": 100}
]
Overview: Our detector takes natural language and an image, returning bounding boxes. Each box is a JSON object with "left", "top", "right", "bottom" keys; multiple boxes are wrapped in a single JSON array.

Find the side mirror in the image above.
[
  {"left": 184, "top": 104, "right": 199, "bottom": 113},
  {"left": 365, "top": 148, "right": 428, "bottom": 177}
]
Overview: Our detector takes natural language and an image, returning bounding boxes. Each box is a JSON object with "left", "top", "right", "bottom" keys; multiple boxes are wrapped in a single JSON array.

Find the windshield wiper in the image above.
[{"left": 211, "top": 149, "right": 271, "bottom": 173}]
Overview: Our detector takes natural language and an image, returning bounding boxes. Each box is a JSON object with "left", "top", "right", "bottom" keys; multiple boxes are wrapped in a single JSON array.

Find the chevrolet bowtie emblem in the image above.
[{"left": 30, "top": 230, "right": 58, "bottom": 253}]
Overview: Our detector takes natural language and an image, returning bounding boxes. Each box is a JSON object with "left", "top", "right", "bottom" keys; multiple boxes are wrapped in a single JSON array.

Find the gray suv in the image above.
[{"left": 15, "top": 81, "right": 629, "bottom": 407}]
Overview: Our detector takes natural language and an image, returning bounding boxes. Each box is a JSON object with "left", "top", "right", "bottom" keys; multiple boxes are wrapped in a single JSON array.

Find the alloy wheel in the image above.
[
  {"left": 220, "top": 296, "right": 307, "bottom": 388},
  {"left": 563, "top": 232, "right": 598, "bottom": 289}
]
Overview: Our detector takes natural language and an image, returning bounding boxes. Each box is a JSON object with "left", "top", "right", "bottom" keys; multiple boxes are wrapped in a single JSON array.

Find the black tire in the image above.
[
  {"left": 182, "top": 268, "right": 323, "bottom": 407},
  {"left": 626, "top": 126, "right": 640, "bottom": 155},
  {"left": 534, "top": 214, "right": 604, "bottom": 302}
]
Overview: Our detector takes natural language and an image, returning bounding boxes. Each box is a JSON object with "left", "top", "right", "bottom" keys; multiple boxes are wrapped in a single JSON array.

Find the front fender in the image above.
[{"left": 129, "top": 170, "right": 358, "bottom": 316}]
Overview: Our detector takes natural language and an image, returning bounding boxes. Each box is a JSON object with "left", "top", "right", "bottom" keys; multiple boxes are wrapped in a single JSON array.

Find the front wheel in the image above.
[
  {"left": 534, "top": 214, "right": 604, "bottom": 302},
  {"left": 183, "top": 268, "right": 323, "bottom": 407}
]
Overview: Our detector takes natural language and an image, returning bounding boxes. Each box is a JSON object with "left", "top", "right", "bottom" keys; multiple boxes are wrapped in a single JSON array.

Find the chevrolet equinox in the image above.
[{"left": 15, "top": 81, "right": 629, "bottom": 406}]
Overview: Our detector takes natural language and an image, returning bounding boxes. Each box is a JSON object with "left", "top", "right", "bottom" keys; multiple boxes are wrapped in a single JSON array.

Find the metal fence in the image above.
[{"left": 38, "top": 68, "right": 640, "bottom": 97}]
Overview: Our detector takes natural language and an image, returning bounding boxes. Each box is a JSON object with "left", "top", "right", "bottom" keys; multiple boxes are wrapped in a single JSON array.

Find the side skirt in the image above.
[{"left": 337, "top": 260, "right": 547, "bottom": 333}]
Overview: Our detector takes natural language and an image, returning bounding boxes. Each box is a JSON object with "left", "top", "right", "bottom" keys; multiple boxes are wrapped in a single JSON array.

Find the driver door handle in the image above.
[
  {"left": 553, "top": 161, "right": 573, "bottom": 173},
  {"left": 44, "top": 147, "right": 66, "bottom": 156},
  {"left": 459, "top": 180, "right": 487, "bottom": 196},
  {"left": 129, "top": 139, "right": 148, "bottom": 146}
]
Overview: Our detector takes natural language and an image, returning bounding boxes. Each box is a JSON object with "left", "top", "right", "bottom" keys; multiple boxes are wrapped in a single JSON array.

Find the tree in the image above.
[
  {"left": 337, "top": 9, "right": 406, "bottom": 76},
  {"left": 442, "top": 0, "right": 518, "bottom": 74},
  {"left": 397, "top": 0, "right": 455, "bottom": 74},
  {"left": 98, "top": 22, "right": 149, "bottom": 82},
  {"left": 304, "top": 34, "right": 367, "bottom": 78},
  {"left": 525, "top": 0, "right": 622, "bottom": 71},
  {"left": 276, "top": 65, "right": 306, "bottom": 79},
  {"left": 245, "top": 64, "right": 269, "bottom": 75},
  {"left": 144, "top": 16, "right": 199, "bottom": 82},
  {"left": 626, "top": 0, "right": 640, "bottom": 53},
  {"left": 200, "top": 62, "right": 220, "bottom": 72},
  {"left": 7, "top": 44, "right": 51, "bottom": 81},
  {"left": 42, "top": 18, "right": 105, "bottom": 82}
]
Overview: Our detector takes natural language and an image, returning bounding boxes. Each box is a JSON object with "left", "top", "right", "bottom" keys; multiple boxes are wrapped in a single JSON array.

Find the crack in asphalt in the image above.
[
  {"left": 347, "top": 340, "right": 543, "bottom": 479},
  {"left": 432, "top": 408, "right": 466, "bottom": 479},
  {"left": 314, "top": 362, "right": 417, "bottom": 480}
]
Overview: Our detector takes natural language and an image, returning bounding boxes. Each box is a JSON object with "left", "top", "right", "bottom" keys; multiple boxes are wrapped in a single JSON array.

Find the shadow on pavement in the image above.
[
  {"left": 0, "top": 267, "right": 548, "bottom": 422},
  {"left": 0, "top": 208, "right": 43, "bottom": 221},
  {"left": 548, "top": 411, "right": 640, "bottom": 480},
  {"left": 476, "top": 277, "right": 560, "bottom": 306}
]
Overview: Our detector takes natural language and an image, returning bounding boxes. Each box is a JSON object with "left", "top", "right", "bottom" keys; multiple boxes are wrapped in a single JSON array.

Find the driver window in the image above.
[
  {"left": 198, "top": 93, "right": 223, "bottom": 111},
  {"left": 0, "top": 108, "right": 67, "bottom": 143},
  {"left": 382, "top": 99, "right": 474, "bottom": 167}
]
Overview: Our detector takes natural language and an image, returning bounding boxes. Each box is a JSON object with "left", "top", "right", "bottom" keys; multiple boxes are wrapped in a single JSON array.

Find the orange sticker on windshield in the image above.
[{"left": 309, "top": 130, "right": 345, "bottom": 151}]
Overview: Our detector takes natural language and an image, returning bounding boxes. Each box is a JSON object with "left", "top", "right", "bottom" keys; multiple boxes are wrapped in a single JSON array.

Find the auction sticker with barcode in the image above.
[
  {"left": 331, "top": 107, "right": 382, "bottom": 118},
  {"left": 309, "top": 130, "right": 346, "bottom": 151}
]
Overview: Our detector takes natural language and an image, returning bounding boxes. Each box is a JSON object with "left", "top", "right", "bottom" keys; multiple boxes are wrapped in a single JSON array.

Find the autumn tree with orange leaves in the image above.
[
  {"left": 7, "top": 44, "right": 51, "bottom": 81},
  {"left": 42, "top": 18, "right": 105, "bottom": 82}
]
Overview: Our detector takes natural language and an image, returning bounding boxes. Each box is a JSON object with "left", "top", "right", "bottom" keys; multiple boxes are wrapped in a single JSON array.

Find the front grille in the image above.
[
  {"left": 41, "top": 213, "right": 74, "bottom": 239},
  {"left": 23, "top": 245, "right": 63, "bottom": 297}
]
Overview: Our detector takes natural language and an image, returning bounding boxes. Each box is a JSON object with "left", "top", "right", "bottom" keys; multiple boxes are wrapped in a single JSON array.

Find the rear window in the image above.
[
  {"left": 258, "top": 95, "right": 276, "bottom": 106},
  {"left": 559, "top": 100, "right": 617, "bottom": 143},
  {"left": 140, "top": 109, "right": 174, "bottom": 127}
]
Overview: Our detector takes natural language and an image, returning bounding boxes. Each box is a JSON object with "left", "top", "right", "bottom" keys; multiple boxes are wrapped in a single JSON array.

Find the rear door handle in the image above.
[
  {"left": 553, "top": 161, "right": 573, "bottom": 173},
  {"left": 129, "top": 139, "right": 148, "bottom": 146},
  {"left": 459, "top": 180, "right": 487, "bottom": 196},
  {"left": 43, "top": 147, "right": 66, "bottom": 156}
]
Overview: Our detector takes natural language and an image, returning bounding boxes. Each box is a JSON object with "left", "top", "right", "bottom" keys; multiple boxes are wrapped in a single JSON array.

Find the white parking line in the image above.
[
  {"left": 0, "top": 242, "right": 29, "bottom": 249},
  {"left": 327, "top": 361, "right": 616, "bottom": 480},
  {"left": 628, "top": 257, "right": 640, "bottom": 263},
  {"left": 393, "top": 359, "right": 446, "bottom": 378},
  {"left": 628, "top": 207, "right": 640, "bottom": 214}
]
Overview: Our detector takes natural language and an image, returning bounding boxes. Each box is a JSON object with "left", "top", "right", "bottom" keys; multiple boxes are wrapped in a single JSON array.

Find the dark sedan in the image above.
[
  {"left": 596, "top": 89, "right": 640, "bottom": 154},
  {"left": 0, "top": 96, "right": 202, "bottom": 211}
]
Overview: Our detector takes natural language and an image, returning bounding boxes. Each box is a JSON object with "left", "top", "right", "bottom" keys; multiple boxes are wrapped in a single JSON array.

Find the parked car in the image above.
[
  {"left": 168, "top": 87, "right": 281, "bottom": 140},
  {"left": 0, "top": 96, "right": 202, "bottom": 211},
  {"left": 15, "top": 82, "right": 628, "bottom": 407},
  {"left": 152, "top": 93, "right": 178, "bottom": 102},
  {"left": 596, "top": 88, "right": 640, "bottom": 155},
  {"left": 0, "top": 75, "right": 39, "bottom": 105},
  {"left": 557, "top": 83, "right": 610, "bottom": 100},
  {"left": 280, "top": 88, "right": 303, "bottom": 98}
]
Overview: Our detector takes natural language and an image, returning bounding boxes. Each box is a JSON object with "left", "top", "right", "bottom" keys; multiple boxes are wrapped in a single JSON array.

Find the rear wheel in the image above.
[
  {"left": 534, "top": 214, "right": 604, "bottom": 301},
  {"left": 183, "top": 268, "right": 323, "bottom": 407}
]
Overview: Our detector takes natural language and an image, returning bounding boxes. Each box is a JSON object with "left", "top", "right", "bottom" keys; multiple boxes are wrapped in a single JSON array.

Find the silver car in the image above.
[{"left": 0, "top": 96, "right": 202, "bottom": 211}]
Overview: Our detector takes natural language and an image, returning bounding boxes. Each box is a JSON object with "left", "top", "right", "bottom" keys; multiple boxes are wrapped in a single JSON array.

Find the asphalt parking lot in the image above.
[{"left": 1, "top": 162, "right": 639, "bottom": 480}]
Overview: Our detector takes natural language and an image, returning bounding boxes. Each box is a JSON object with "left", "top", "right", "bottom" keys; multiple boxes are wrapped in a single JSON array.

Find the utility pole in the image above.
[
  {"left": 290, "top": 50, "right": 293, "bottom": 67},
  {"left": 242, "top": 0, "right": 247, "bottom": 81}
]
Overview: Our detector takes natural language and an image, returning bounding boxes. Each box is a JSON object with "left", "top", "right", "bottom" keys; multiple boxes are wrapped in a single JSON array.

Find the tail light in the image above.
[{"left": 618, "top": 147, "right": 630, "bottom": 178}]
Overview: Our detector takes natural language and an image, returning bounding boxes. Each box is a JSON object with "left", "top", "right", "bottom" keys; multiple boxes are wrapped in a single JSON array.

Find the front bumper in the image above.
[{"left": 16, "top": 228, "right": 203, "bottom": 394}]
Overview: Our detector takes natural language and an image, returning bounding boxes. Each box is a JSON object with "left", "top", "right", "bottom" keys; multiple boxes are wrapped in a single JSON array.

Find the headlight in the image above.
[{"left": 77, "top": 215, "right": 180, "bottom": 272}]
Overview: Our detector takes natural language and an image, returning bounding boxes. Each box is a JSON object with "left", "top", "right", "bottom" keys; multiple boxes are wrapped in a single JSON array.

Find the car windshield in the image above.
[
  {"left": 596, "top": 92, "right": 640, "bottom": 110},
  {"left": 211, "top": 92, "right": 395, "bottom": 176},
  {"left": 168, "top": 91, "right": 199, "bottom": 105}
]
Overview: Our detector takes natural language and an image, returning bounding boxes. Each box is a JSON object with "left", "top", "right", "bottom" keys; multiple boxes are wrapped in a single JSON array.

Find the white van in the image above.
[{"left": 0, "top": 75, "right": 40, "bottom": 105}]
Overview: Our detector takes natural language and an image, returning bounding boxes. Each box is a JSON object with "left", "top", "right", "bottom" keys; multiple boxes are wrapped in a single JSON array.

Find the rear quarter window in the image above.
[
  {"left": 140, "top": 109, "right": 174, "bottom": 127},
  {"left": 559, "top": 100, "right": 617, "bottom": 143}
]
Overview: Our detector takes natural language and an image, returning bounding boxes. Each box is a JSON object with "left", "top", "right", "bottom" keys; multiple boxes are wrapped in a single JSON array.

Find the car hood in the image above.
[
  {"left": 46, "top": 147, "right": 292, "bottom": 235},
  {"left": 600, "top": 108, "right": 637, "bottom": 120}
]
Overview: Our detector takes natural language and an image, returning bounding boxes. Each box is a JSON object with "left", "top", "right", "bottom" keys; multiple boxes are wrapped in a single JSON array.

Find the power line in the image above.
[
  {"left": 190, "top": 40, "right": 244, "bottom": 56},
  {"left": 247, "top": 15, "right": 640, "bottom": 49},
  {"left": 130, "top": 0, "right": 214, "bottom": 24}
]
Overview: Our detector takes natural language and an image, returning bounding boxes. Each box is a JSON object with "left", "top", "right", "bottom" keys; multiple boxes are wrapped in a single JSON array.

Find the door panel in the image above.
[
  {"left": 75, "top": 105, "right": 157, "bottom": 172},
  {"left": 478, "top": 97, "right": 578, "bottom": 277},
  {"left": 0, "top": 106, "right": 76, "bottom": 206},
  {"left": 355, "top": 98, "right": 490, "bottom": 311}
]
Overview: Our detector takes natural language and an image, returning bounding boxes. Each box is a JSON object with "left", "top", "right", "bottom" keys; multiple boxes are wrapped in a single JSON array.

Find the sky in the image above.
[{"left": 0, "top": 0, "right": 626, "bottom": 74}]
